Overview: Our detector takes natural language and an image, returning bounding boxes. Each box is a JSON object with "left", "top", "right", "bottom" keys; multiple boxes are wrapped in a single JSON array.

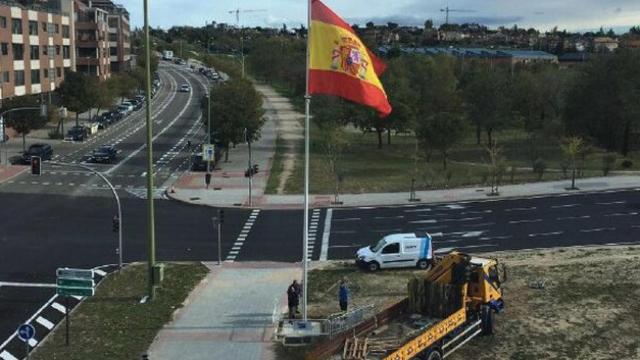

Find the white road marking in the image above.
[
  {"left": 604, "top": 212, "right": 637, "bottom": 217},
  {"left": 0, "top": 350, "right": 18, "bottom": 360},
  {"left": 509, "top": 219, "right": 543, "bottom": 224},
  {"left": 331, "top": 230, "right": 357, "bottom": 234},
  {"left": 551, "top": 203, "right": 581, "bottom": 209},
  {"left": 320, "top": 208, "right": 333, "bottom": 261},
  {"left": 462, "top": 231, "right": 485, "bottom": 238},
  {"left": 35, "top": 316, "right": 54, "bottom": 330},
  {"left": 374, "top": 215, "right": 404, "bottom": 220},
  {"left": 442, "top": 217, "right": 483, "bottom": 222},
  {"left": 51, "top": 302, "right": 66, "bottom": 313},
  {"left": 28, "top": 338, "right": 38, "bottom": 347},
  {"left": 462, "top": 222, "right": 495, "bottom": 228},
  {"left": 409, "top": 219, "right": 437, "bottom": 224},
  {"left": 94, "top": 269, "right": 107, "bottom": 276},
  {"left": 596, "top": 201, "right": 626, "bottom": 205},
  {"left": 580, "top": 227, "right": 616, "bottom": 233},
  {"left": 504, "top": 207, "right": 537, "bottom": 212},
  {"left": 557, "top": 215, "right": 591, "bottom": 220},
  {"left": 528, "top": 231, "right": 564, "bottom": 238},
  {"left": 404, "top": 208, "right": 431, "bottom": 213}
]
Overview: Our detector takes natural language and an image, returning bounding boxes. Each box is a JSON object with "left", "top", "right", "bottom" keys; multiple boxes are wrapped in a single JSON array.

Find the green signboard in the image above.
[{"left": 56, "top": 268, "right": 96, "bottom": 297}]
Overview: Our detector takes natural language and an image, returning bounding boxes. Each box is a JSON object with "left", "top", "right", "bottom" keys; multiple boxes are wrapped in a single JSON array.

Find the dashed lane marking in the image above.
[
  {"left": 509, "top": 219, "right": 543, "bottom": 224},
  {"left": 35, "top": 316, "right": 54, "bottom": 330},
  {"left": 528, "top": 231, "right": 564, "bottom": 237},
  {"left": 0, "top": 350, "right": 18, "bottom": 360}
]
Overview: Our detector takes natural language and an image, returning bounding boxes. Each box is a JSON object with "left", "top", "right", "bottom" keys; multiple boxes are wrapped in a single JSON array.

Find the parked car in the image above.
[
  {"left": 67, "top": 126, "right": 88, "bottom": 142},
  {"left": 120, "top": 101, "right": 135, "bottom": 112},
  {"left": 96, "top": 112, "right": 114, "bottom": 129},
  {"left": 22, "top": 143, "right": 53, "bottom": 163},
  {"left": 117, "top": 104, "right": 131, "bottom": 116},
  {"left": 111, "top": 109, "right": 124, "bottom": 122},
  {"left": 87, "top": 145, "right": 118, "bottom": 164},
  {"left": 129, "top": 98, "right": 144, "bottom": 111},
  {"left": 356, "top": 232, "right": 434, "bottom": 272},
  {"left": 179, "top": 84, "right": 191, "bottom": 93}
]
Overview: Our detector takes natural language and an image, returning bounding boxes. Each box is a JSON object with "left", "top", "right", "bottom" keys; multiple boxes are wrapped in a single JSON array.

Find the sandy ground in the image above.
[{"left": 303, "top": 245, "right": 640, "bottom": 360}]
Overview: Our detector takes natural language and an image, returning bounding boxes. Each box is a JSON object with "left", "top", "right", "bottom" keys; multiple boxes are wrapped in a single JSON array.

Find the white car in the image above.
[
  {"left": 179, "top": 84, "right": 191, "bottom": 93},
  {"left": 120, "top": 102, "right": 134, "bottom": 112},
  {"left": 356, "top": 233, "right": 433, "bottom": 272}
]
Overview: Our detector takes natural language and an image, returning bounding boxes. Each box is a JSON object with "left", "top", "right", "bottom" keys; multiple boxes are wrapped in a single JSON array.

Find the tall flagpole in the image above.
[
  {"left": 302, "top": 0, "right": 312, "bottom": 322},
  {"left": 144, "top": 0, "right": 156, "bottom": 300}
]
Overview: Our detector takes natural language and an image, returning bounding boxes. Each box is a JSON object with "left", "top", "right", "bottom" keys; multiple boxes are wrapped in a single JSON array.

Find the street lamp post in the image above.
[
  {"left": 143, "top": 0, "right": 157, "bottom": 301},
  {"left": 206, "top": 92, "right": 211, "bottom": 174}
]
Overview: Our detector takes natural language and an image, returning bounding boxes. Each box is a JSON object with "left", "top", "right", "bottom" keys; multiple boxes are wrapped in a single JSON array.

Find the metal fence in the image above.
[{"left": 326, "top": 304, "right": 375, "bottom": 338}]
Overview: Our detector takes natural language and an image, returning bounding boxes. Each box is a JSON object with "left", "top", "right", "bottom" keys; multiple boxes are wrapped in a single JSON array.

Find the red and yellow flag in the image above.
[{"left": 308, "top": 0, "right": 392, "bottom": 117}]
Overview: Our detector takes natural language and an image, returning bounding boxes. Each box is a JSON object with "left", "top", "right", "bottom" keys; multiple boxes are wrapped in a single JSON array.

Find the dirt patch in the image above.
[{"left": 307, "top": 245, "right": 640, "bottom": 360}]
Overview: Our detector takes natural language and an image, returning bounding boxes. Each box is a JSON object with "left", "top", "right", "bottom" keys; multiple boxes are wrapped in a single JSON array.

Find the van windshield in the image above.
[{"left": 370, "top": 238, "right": 386, "bottom": 252}]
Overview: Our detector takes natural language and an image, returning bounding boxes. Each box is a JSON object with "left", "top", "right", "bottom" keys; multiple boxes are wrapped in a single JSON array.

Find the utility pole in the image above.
[
  {"left": 245, "top": 128, "right": 253, "bottom": 207},
  {"left": 143, "top": 0, "right": 157, "bottom": 301},
  {"left": 206, "top": 92, "right": 211, "bottom": 174}
]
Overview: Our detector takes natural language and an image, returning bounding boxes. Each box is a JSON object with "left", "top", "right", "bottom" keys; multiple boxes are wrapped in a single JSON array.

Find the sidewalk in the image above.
[
  {"left": 0, "top": 164, "right": 28, "bottom": 184},
  {"left": 168, "top": 175, "right": 640, "bottom": 209},
  {"left": 147, "top": 262, "right": 299, "bottom": 360}
]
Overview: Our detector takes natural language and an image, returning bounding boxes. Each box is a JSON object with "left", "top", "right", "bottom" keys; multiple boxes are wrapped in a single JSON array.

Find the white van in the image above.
[{"left": 356, "top": 233, "right": 433, "bottom": 272}]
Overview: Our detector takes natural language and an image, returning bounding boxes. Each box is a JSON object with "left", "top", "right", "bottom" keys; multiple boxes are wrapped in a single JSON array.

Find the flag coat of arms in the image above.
[{"left": 308, "top": 0, "right": 392, "bottom": 117}]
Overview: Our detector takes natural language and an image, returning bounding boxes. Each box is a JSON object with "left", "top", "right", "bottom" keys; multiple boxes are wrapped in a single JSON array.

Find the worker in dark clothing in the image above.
[
  {"left": 339, "top": 279, "right": 349, "bottom": 312},
  {"left": 287, "top": 280, "right": 300, "bottom": 319}
]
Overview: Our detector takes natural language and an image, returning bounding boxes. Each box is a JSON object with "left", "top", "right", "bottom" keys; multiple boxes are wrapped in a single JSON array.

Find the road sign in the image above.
[
  {"left": 202, "top": 144, "right": 215, "bottom": 161},
  {"left": 56, "top": 268, "right": 95, "bottom": 297},
  {"left": 17, "top": 324, "right": 35, "bottom": 342},
  {"left": 57, "top": 268, "right": 93, "bottom": 279}
]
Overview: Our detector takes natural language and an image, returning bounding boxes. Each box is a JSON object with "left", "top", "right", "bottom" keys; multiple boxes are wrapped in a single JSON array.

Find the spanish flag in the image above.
[{"left": 308, "top": 0, "right": 392, "bottom": 117}]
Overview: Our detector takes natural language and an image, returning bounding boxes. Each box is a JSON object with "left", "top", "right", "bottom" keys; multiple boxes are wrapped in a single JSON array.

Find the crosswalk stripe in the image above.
[{"left": 36, "top": 316, "right": 54, "bottom": 330}]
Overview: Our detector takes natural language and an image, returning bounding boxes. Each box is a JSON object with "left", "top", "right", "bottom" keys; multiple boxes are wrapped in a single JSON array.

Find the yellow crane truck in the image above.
[{"left": 339, "top": 251, "right": 505, "bottom": 360}]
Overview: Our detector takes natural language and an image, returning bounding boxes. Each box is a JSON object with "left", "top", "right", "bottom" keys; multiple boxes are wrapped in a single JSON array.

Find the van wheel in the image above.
[
  {"left": 416, "top": 259, "right": 430, "bottom": 270},
  {"left": 368, "top": 261, "right": 380, "bottom": 272}
]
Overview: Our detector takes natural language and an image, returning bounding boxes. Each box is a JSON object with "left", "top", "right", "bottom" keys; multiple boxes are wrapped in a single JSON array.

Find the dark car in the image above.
[
  {"left": 110, "top": 110, "right": 123, "bottom": 122},
  {"left": 22, "top": 143, "right": 53, "bottom": 163},
  {"left": 96, "top": 112, "right": 114, "bottom": 129},
  {"left": 190, "top": 154, "right": 208, "bottom": 172},
  {"left": 88, "top": 145, "right": 118, "bottom": 164},
  {"left": 67, "top": 126, "right": 88, "bottom": 141},
  {"left": 129, "top": 98, "right": 144, "bottom": 111}
]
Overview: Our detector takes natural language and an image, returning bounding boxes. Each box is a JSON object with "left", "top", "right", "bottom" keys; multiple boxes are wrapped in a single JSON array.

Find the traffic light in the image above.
[
  {"left": 31, "top": 156, "right": 41, "bottom": 175},
  {"left": 218, "top": 209, "right": 224, "bottom": 224},
  {"left": 244, "top": 164, "right": 259, "bottom": 178},
  {"left": 112, "top": 216, "right": 120, "bottom": 233}
]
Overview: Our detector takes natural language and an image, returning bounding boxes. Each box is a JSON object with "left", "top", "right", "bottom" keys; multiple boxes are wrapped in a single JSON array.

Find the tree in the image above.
[
  {"left": 462, "top": 65, "right": 514, "bottom": 145},
  {"left": 204, "top": 78, "right": 266, "bottom": 162},
  {"left": 59, "top": 72, "right": 98, "bottom": 126},
  {"left": 95, "top": 79, "right": 116, "bottom": 117},
  {"left": 109, "top": 73, "right": 137, "bottom": 102},
  {"left": 416, "top": 112, "right": 468, "bottom": 169},
  {"left": 2, "top": 95, "right": 46, "bottom": 151},
  {"left": 561, "top": 136, "right": 586, "bottom": 190},
  {"left": 318, "top": 125, "right": 349, "bottom": 204}
]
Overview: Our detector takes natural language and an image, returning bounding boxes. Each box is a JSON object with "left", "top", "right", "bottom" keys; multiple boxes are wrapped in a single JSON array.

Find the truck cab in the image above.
[{"left": 356, "top": 233, "right": 433, "bottom": 272}]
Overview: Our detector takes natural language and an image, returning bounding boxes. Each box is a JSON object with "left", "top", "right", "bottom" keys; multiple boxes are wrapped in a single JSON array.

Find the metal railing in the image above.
[{"left": 326, "top": 304, "right": 375, "bottom": 338}]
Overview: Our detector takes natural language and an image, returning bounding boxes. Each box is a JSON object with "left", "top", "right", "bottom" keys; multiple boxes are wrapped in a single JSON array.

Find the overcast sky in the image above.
[{"left": 118, "top": 0, "right": 640, "bottom": 33}]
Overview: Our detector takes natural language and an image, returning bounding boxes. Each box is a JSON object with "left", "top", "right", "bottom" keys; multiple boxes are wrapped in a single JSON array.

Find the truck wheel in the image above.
[
  {"left": 481, "top": 305, "right": 494, "bottom": 335},
  {"left": 416, "top": 259, "right": 430, "bottom": 270},
  {"left": 368, "top": 261, "right": 380, "bottom": 272},
  {"left": 424, "top": 348, "right": 442, "bottom": 360}
]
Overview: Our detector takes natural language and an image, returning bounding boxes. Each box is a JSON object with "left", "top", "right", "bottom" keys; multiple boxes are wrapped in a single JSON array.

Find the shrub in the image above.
[
  {"left": 621, "top": 159, "right": 633, "bottom": 169},
  {"left": 48, "top": 130, "right": 63, "bottom": 139},
  {"left": 533, "top": 158, "right": 546, "bottom": 180}
]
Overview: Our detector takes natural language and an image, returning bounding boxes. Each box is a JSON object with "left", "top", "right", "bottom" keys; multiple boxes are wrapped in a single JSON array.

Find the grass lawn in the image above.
[
  {"left": 31, "top": 263, "right": 208, "bottom": 360},
  {"left": 277, "top": 126, "right": 639, "bottom": 195},
  {"left": 265, "top": 136, "right": 286, "bottom": 194}
]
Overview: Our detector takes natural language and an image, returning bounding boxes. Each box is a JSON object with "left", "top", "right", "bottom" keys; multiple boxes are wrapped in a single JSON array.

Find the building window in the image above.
[
  {"left": 55, "top": 24, "right": 59, "bottom": 34},
  {"left": 31, "top": 69, "right": 40, "bottom": 84},
  {"left": 41, "top": 45, "right": 47, "bottom": 55},
  {"left": 55, "top": 45, "right": 60, "bottom": 55},
  {"left": 12, "top": 44, "right": 23, "bottom": 60},
  {"left": 29, "top": 21, "right": 38, "bottom": 35},
  {"left": 1, "top": 43, "right": 7, "bottom": 56},
  {"left": 0, "top": 16, "right": 6, "bottom": 29},
  {"left": 14, "top": 70, "right": 24, "bottom": 86},
  {"left": 44, "top": 68, "right": 48, "bottom": 78},
  {"left": 63, "top": 46, "right": 70, "bottom": 59},
  {"left": 48, "top": 46, "right": 55, "bottom": 56},
  {"left": 30, "top": 45, "right": 39, "bottom": 60},
  {"left": 47, "top": 23, "right": 54, "bottom": 35},
  {"left": 50, "top": 67, "right": 55, "bottom": 81},
  {"left": 110, "top": 47, "right": 117, "bottom": 56},
  {"left": 108, "top": 33, "right": 117, "bottom": 42},
  {"left": 62, "top": 25, "right": 69, "bottom": 38},
  {"left": 56, "top": 67, "right": 62, "bottom": 78},
  {"left": 12, "top": 19, "right": 22, "bottom": 34},
  {"left": 2, "top": 71, "right": 9, "bottom": 83}
]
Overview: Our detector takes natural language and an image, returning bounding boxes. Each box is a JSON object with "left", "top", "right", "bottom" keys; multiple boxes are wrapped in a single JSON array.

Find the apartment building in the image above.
[
  {"left": 0, "top": 0, "right": 74, "bottom": 100},
  {"left": 90, "top": 0, "right": 130, "bottom": 72},
  {"left": 74, "top": 0, "right": 110, "bottom": 80}
]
